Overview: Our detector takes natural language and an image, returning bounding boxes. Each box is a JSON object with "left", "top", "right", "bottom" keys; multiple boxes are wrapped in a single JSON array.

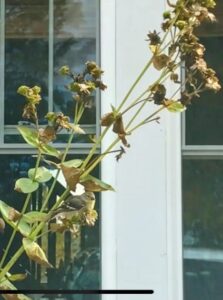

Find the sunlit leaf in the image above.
[
  {"left": 15, "top": 178, "right": 39, "bottom": 194},
  {"left": 22, "top": 238, "right": 53, "bottom": 268},
  {"left": 39, "top": 143, "right": 61, "bottom": 158},
  {"left": 71, "top": 124, "right": 86, "bottom": 134},
  {"left": 0, "top": 201, "right": 31, "bottom": 236},
  {"left": 80, "top": 175, "right": 115, "bottom": 192},
  {"left": 17, "top": 126, "right": 61, "bottom": 158},
  {"left": 149, "top": 44, "right": 160, "bottom": 54},
  {"left": 23, "top": 211, "right": 47, "bottom": 223},
  {"left": 166, "top": 101, "right": 186, "bottom": 112},
  {"left": 28, "top": 167, "right": 52, "bottom": 183},
  {"left": 7, "top": 273, "right": 27, "bottom": 282},
  {"left": 61, "top": 159, "right": 83, "bottom": 168},
  {"left": 17, "top": 126, "right": 38, "bottom": 148}
]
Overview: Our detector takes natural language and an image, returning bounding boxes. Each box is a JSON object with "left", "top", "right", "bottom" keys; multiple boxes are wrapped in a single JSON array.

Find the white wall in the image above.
[{"left": 101, "top": 1, "right": 183, "bottom": 300}]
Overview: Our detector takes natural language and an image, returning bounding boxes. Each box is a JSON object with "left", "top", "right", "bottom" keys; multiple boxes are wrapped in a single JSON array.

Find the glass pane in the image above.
[
  {"left": 185, "top": 3, "right": 223, "bottom": 145},
  {"left": 54, "top": 0, "right": 98, "bottom": 125},
  {"left": 0, "top": 154, "right": 101, "bottom": 294},
  {"left": 4, "top": 0, "right": 49, "bottom": 126},
  {"left": 183, "top": 159, "right": 223, "bottom": 300}
]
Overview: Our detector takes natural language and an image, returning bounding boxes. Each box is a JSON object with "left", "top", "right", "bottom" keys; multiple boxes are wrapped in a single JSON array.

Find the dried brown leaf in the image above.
[
  {"left": 8, "top": 208, "right": 21, "bottom": 222},
  {"left": 101, "top": 112, "right": 115, "bottom": 127},
  {"left": 113, "top": 115, "right": 125, "bottom": 135},
  {"left": 153, "top": 54, "right": 170, "bottom": 70},
  {"left": 61, "top": 165, "right": 81, "bottom": 191}
]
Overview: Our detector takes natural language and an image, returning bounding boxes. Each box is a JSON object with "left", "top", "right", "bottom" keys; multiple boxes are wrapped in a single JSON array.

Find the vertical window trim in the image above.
[
  {"left": 100, "top": 0, "right": 117, "bottom": 297},
  {"left": 166, "top": 110, "right": 183, "bottom": 300}
]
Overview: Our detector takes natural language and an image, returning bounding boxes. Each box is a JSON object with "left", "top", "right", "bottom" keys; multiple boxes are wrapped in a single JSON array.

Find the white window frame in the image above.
[{"left": 100, "top": 1, "right": 183, "bottom": 299}]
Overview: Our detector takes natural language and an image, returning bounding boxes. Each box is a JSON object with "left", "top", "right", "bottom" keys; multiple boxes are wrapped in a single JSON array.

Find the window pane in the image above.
[
  {"left": 54, "top": 0, "right": 98, "bottom": 125},
  {"left": 4, "top": 0, "right": 49, "bottom": 126},
  {"left": 0, "top": 154, "right": 101, "bottom": 293},
  {"left": 185, "top": 3, "right": 223, "bottom": 145},
  {"left": 183, "top": 159, "right": 223, "bottom": 300}
]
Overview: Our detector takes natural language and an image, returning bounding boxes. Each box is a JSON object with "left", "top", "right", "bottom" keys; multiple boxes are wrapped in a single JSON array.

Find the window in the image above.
[
  {"left": 0, "top": 0, "right": 101, "bottom": 294},
  {"left": 182, "top": 3, "right": 223, "bottom": 299}
]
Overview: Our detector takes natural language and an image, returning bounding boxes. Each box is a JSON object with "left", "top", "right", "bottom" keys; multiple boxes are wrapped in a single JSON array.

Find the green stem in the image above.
[
  {"left": 40, "top": 103, "right": 84, "bottom": 213},
  {"left": 0, "top": 247, "right": 24, "bottom": 281},
  {"left": 0, "top": 151, "right": 42, "bottom": 269}
]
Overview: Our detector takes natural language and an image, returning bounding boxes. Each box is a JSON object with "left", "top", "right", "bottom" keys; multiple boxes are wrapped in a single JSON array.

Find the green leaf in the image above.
[
  {"left": 17, "top": 126, "right": 39, "bottom": 147},
  {"left": 61, "top": 159, "right": 83, "bottom": 168},
  {"left": 0, "top": 201, "right": 31, "bottom": 236},
  {"left": 167, "top": 101, "right": 186, "bottom": 113},
  {"left": 39, "top": 143, "right": 61, "bottom": 158},
  {"left": 23, "top": 238, "right": 53, "bottom": 268},
  {"left": 28, "top": 167, "right": 52, "bottom": 183},
  {"left": 23, "top": 211, "right": 47, "bottom": 223},
  {"left": 80, "top": 175, "right": 115, "bottom": 192},
  {"left": 17, "top": 125, "right": 61, "bottom": 158},
  {"left": 7, "top": 273, "right": 27, "bottom": 282},
  {"left": 15, "top": 178, "right": 39, "bottom": 194}
]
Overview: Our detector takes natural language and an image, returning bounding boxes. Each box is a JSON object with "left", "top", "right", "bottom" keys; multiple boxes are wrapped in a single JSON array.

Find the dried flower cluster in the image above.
[{"left": 146, "top": 0, "right": 221, "bottom": 107}]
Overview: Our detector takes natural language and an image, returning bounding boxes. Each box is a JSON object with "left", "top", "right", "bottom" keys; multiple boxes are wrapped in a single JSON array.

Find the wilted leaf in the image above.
[
  {"left": 38, "top": 126, "right": 56, "bottom": 143},
  {"left": 166, "top": 101, "right": 186, "bottom": 112},
  {"left": 23, "top": 238, "right": 53, "bottom": 268},
  {"left": 50, "top": 223, "right": 67, "bottom": 234},
  {"left": 101, "top": 112, "right": 115, "bottom": 127},
  {"left": 118, "top": 134, "right": 130, "bottom": 148},
  {"left": 80, "top": 175, "right": 115, "bottom": 192},
  {"left": 61, "top": 165, "right": 81, "bottom": 191},
  {"left": 153, "top": 54, "right": 170, "bottom": 70},
  {"left": 15, "top": 178, "right": 39, "bottom": 194},
  {"left": 7, "top": 273, "right": 27, "bottom": 282},
  {"left": 0, "top": 217, "right": 5, "bottom": 233},
  {"left": 8, "top": 208, "right": 21, "bottom": 222},
  {"left": 28, "top": 167, "right": 52, "bottom": 183},
  {"left": 113, "top": 115, "right": 125, "bottom": 135},
  {"left": 0, "top": 201, "right": 31, "bottom": 236},
  {"left": 61, "top": 159, "right": 83, "bottom": 168},
  {"left": 23, "top": 211, "right": 47, "bottom": 223},
  {"left": 17, "top": 126, "right": 38, "bottom": 148}
]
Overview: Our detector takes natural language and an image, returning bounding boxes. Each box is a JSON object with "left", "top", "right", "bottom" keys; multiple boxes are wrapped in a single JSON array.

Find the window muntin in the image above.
[
  {"left": 0, "top": 0, "right": 101, "bottom": 294},
  {"left": 1, "top": 0, "right": 99, "bottom": 146}
]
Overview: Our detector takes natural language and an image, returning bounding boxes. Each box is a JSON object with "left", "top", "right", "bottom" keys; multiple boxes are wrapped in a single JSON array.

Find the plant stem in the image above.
[
  {"left": 40, "top": 103, "right": 84, "bottom": 213},
  {"left": 0, "top": 151, "right": 42, "bottom": 269},
  {"left": 0, "top": 247, "right": 24, "bottom": 281}
]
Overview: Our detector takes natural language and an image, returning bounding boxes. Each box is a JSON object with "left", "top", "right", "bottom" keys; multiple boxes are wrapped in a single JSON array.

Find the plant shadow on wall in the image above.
[{"left": 0, "top": 0, "right": 221, "bottom": 299}]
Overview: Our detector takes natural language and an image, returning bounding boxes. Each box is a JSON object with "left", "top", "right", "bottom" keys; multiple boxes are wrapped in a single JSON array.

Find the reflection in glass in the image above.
[
  {"left": 54, "top": 0, "right": 98, "bottom": 125},
  {"left": 5, "top": 0, "right": 49, "bottom": 125},
  {"left": 183, "top": 159, "right": 223, "bottom": 300},
  {"left": 0, "top": 155, "right": 100, "bottom": 293}
]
